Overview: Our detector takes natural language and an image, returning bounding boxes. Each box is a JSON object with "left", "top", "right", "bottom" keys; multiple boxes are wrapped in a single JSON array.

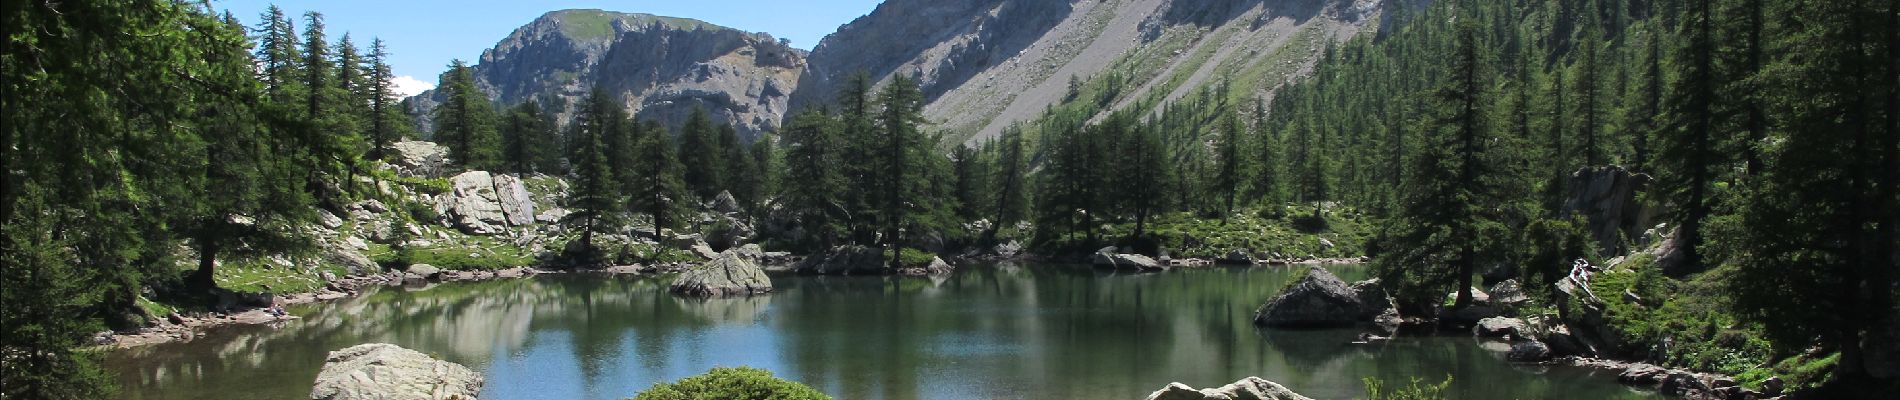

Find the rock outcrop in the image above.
[
  {"left": 1562, "top": 166, "right": 1658, "bottom": 257},
  {"left": 1255, "top": 267, "right": 1366, "bottom": 328},
  {"left": 1144, "top": 377, "right": 1314, "bottom": 400},
  {"left": 670, "top": 250, "right": 773, "bottom": 297},
  {"left": 434, "top": 171, "right": 536, "bottom": 235},
  {"left": 791, "top": 245, "right": 887, "bottom": 275},
  {"left": 409, "top": 10, "right": 803, "bottom": 143},
  {"left": 310, "top": 343, "right": 482, "bottom": 400},
  {"left": 386, "top": 141, "right": 451, "bottom": 178},
  {"left": 1092, "top": 248, "right": 1166, "bottom": 271}
]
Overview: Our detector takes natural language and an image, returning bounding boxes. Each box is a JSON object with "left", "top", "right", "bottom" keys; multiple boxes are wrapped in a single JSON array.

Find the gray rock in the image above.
[
  {"left": 318, "top": 211, "right": 344, "bottom": 229},
  {"left": 406, "top": 264, "right": 441, "bottom": 280},
  {"left": 437, "top": 171, "right": 510, "bottom": 235},
  {"left": 1487, "top": 279, "right": 1530, "bottom": 306},
  {"left": 322, "top": 244, "right": 379, "bottom": 276},
  {"left": 1091, "top": 249, "right": 1164, "bottom": 271},
  {"left": 791, "top": 245, "right": 888, "bottom": 275},
  {"left": 1219, "top": 250, "right": 1256, "bottom": 265},
  {"left": 711, "top": 190, "right": 743, "bottom": 214},
  {"left": 1144, "top": 377, "right": 1314, "bottom": 400},
  {"left": 1507, "top": 340, "right": 1552, "bottom": 362},
  {"left": 491, "top": 173, "right": 536, "bottom": 226},
  {"left": 1348, "top": 279, "right": 1397, "bottom": 320},
  {"left": 1475, "top": 317, "right": 1528, "bottom": 338},
  {"left": 670, "top": 250, "right": 773, "bottom": 297},
  {"left": 1255, "top": 267, "right": 1366, "bottom": 328},
  {"left": 1562, "top": 166, "right": 1657, "bottom": 258},
  {"left": 386, "top": 141, "right": 451, "bottom": 178},
  {"left": 309, "top": 343, "right": 482, "bottom": 400},
  {"left": 897, "top": 256, "right": 955, "bottom": 276}
]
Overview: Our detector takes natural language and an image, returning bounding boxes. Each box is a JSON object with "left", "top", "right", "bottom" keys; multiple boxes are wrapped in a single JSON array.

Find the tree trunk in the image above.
[{"left": 189, "top": 240, "right": 220, "bottom": 291}]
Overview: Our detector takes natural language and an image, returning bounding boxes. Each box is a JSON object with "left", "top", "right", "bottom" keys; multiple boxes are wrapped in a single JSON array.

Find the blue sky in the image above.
[{"left": 214, "top": 0, "right": 883, "bottom": 96}]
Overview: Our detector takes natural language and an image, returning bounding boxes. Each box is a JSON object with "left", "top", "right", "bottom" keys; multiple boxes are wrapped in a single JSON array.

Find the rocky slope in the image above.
[
  {"left": 792, "top": 0, "right": 1386, "bottom": 145},
  {"left": 408, "top": 9, "right": 804, "bottom": 142},
  {"left": 422, "top": 1, "right": 1387, "bottom": 147}
]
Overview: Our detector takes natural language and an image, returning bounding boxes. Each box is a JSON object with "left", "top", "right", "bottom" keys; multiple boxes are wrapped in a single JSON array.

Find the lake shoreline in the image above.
[{"left": 100, "top": 258, "right": 1727, "bottom": 399}]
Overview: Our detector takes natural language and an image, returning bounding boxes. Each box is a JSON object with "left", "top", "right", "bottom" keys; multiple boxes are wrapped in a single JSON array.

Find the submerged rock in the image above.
[
  {"left": 1255, "top": 267, "right": 1365, "bottom": 328},
  {"left": 310, "top": 343, "right": 482, "bottom": 400},
  {"left": 670, "top": 250, "right": 773, "bottom": 297},
  {"left": 1144, "top": 377, "right": 1314, "bottom": 400}
]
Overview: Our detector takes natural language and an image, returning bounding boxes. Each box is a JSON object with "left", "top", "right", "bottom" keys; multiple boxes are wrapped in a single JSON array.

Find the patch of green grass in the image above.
[
  {"left": 631, "top": 367, "right": 830, "bottom": 400},
  {"left": 1588, "top": 259, "right": 1780, "bottom": 385},
  {"left": 889, "top": 248, "right": 938, "bottom": 268},
  {"left": 371, "top": 235, "right": 536, "bottom": 271},
  {"left": 213, "top": 258, "right": 330, "bottom": 294},
  {"left": 1093, "top": 204, "right": 1374, "bottom": 259}
]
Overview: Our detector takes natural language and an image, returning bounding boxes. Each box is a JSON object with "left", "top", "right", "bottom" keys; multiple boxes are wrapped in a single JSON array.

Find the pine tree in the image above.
[
  {"left": 631, "top": 120, "right": 690, "bottom": 241},
  {"left": 781, "top": 110, "right": 847, "bottom": 249},
  {"left": 363, "top": 38, "right": 406, "bottom": 159},
  {"left": 1377, "top": 19, "right": 1502, "bottom": 310},
  {"left": 1653, "top": 0, "right": 1723, "bottom": 275},
  {"left": 1730, "top": 0, "right": 1897, "bottom": 388},
  {"left": 433, "top": 60, "right": 499, "bottom": 171},
  {"left": 562, "top": 93, "right": 623, "bottom": 263},
  {"left": 1213, "top": 107, "right": 1245, "bottom": 221},
  {"left": 1251, "top": 98, "right": 1284, "bottom": 206},
  {"left": 500, "top": 101, "right": 552, "bottom": 174},
  {"left": 877, "top": 75, "right": 926, "bottom": 267},
  {"left": 677, "top": 105, "right": 724, "bottom": 200},
  {"left": 991, "top": 125, "right": 1030, "bottom": 231}
]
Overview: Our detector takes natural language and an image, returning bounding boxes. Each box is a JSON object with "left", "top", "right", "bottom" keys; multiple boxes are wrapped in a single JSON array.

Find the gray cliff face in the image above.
[
  {"left": 790, "top": 0, "right": 1076, "bottom": 113},
  {"left": 414, "top": 1, "right": 1385, "bottom": 147},
  {"left": 409, "top": 9, "right": 803, "bottom": 143}
]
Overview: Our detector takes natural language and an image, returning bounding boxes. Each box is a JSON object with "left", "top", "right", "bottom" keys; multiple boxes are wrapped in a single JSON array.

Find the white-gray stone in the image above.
[
  {"left": 1145, "top": 377, "right": 1314, "bottom": 400},
  {"left": 309, "top": 343, "right": 482, "bottom": 400}
]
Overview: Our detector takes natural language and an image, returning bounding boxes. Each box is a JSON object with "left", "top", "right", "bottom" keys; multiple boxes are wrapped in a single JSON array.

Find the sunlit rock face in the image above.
[
  {"left": 408, "top": 9, "right": 803, "bottom": 143},
  {"left": 309, "top": 343, "right": 483, "bottom": 400}
]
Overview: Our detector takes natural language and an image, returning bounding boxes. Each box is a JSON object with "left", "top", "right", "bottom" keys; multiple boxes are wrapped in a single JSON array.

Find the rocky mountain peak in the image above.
[{"left": 409, "top": 9, "right": 804, "bottom": 143}]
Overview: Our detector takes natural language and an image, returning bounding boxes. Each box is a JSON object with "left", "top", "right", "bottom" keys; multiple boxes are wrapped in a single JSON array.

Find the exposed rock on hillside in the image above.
[
  {"left": 1144, "top": 376, "right": 1314, "bottom": 400},
  {"left": 1563, "top": 166, "right": 1658, "bottom": 257},
  {"left": 409, "top": 9, "right": 803, "bottom": 142},
  {"left": 310, "top": 343, "right": 482, "bottom": 400},
  {"left": 435, "top": 171, "right": 537, "bottom": 235},
  {"left": 793, "top": 0, "right": 1380, "bottom": 144},
  {"left": 387, "top": 141, "right": 451, "bottom": 178}
]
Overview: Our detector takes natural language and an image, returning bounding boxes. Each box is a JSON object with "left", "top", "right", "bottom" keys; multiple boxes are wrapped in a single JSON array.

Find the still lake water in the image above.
[{"left": 106, "top": 263, "right": 1657, "bottom": 399}]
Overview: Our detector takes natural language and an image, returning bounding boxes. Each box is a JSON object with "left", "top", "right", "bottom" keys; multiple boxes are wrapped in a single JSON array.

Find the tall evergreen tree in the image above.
[
  {"left": 631, "top": 120, "right": 690, "bottom": 240},
  {"left": 500, "top": 101, "right": 553, "bottom": 175},
  {"left": 877, "top": 75, "right": 927, "bottom": 268},
  {"left": 781, "top": 110, "right": 847, "bottom": 249},
  {"left": 1653, "top": 0, "right": 1723, "bottom": 275},
  {"left": 362, "top": 38, "right": 405, "bottom": 160},
  {"left": 677, "top": 106, "right": 724, "bottom": 200},
  {"left": 432, "top": 60, "right": 499, "bottom": 170},
  {"left": 561, "top": 94, "right": 622, "bottom": 263}
]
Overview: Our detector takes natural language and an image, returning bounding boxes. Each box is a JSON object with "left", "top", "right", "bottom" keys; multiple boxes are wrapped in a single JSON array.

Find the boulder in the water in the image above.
[
  {"left": 1145, "top": 377, "right": 1314, "bottom": 400},
  {"left": 1255, "top": 267, "right": 1366, "bottom": 328},
  {"left": 309, "top": 343, "right": 482, "bottom": 400},
  {"left": 1507, "top": 341, "right": 1552, "bottom": 362},
  {"left": 670, "top": 251, "right": 773, "bottom": 297}
]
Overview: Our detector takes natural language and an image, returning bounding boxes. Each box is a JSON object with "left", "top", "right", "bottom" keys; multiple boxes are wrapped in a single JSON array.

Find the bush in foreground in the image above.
[{"left": 631, "top": 367, "right": 830, "bottom": 400}]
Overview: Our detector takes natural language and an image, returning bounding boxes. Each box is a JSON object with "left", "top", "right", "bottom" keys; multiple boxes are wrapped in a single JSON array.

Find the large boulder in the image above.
[
  {"left": 1507, "top": 340, "right": 1552, "bottom": 362},
  {"left": 670, "top": 250, "right": 773, "bottom": 297},
  {"left": 322, "top": 242, "right": 379, "bottom": 275},
  {"left": 1255, "top": 267, "right": 1367, "bottom": 328},
  {"left": 436, "top": 172, "right": 509, "bottom": 235},
  {"left": 309, "top": 343, "right": 482, "bottom": 400},
  {"left": 1475, "top": 317, "right": 1528, "bottom": 338},
  {"left": 1145, "top": 377, "right": 1314, "bottom": 400},
  {"left": 1219, "top": 250, "right": 1256, "bottom": 265},
  {"left": 711, "top": 190, "right": 743, "bottom": 214},
  {"left": 897, "top": 256, "right": 956, "bottom": 276},
  {"left": 386, "top": 141, "right": 452, "bottom": 179},
  {"left": 791, "top": 245, "right": 889, "bottom": 275},
  {"left": 491, "top": 174, "right": 536, "bottom": 226}
]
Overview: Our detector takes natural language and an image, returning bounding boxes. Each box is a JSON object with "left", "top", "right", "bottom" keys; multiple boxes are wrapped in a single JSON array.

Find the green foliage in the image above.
[
  {"left": 630, "top": 367, "right": 830, "bottom": 400},
  {"left": 889, "top": 248, "right": 939, "bottom": 268},
  {"left": 1361, "top": 375, "right": 1452, "bottom": 400},
  {"left": 433, "top": 59, "right": 501, "bottom": 171}
]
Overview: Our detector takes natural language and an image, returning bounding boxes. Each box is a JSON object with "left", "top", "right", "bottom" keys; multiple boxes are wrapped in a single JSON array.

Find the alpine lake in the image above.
[{"left": 106, "top": 262, "right": 1659, "bottom": 399}]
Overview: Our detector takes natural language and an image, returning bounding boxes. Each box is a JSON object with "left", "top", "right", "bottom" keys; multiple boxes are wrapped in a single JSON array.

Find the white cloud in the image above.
[{"left": 391, "top": 75, "right": 436, "bottom": 98}]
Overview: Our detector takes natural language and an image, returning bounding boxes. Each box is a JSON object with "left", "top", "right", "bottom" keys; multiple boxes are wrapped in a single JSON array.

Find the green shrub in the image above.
[
  {"left": 887, "top": 248, "right": 937, "bottom": 268},
  {"left": 630, "top": 367, "right": 830, "bottom": 400},
  {"left": 1363, "top": 375, "right": 1452, "bottom": 400}
]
